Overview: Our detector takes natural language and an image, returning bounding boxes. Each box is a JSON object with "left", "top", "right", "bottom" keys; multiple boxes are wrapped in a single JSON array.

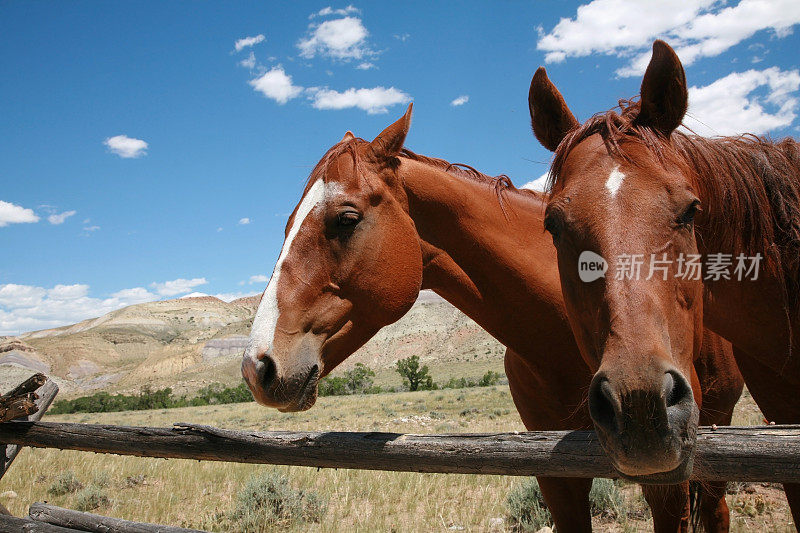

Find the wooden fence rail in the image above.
[
  {"left": 28, "top": 503, "right": 205, "bottom": 533},
  {"left": 1, "top": 421, "right": 799, "bottom": 483}
]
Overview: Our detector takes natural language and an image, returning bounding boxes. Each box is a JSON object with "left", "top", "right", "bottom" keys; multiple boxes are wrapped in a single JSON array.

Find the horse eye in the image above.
[
  {"left": 543, "top": 213, "right": 560, "bottom": 239},
  {"left": 337, "top": 211, "right": 361, "bottom": 227},
  {"left": 677, "top": 200, "right": 701, "bottom": 227}
]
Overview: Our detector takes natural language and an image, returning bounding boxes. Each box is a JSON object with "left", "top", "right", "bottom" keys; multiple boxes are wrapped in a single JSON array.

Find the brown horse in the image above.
[
  {"left": 528, "top": 39, "right": 800, "bottom": 527},
  {"left": 241, "top": 105, "right": 742, "bottom": 532}
]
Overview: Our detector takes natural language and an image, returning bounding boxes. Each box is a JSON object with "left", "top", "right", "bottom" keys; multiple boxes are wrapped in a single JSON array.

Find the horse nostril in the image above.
[
  {"left": 589, "top": 374, "right": 619, "bottom": 432},
  {"left": 259, "top": 355, "right": 277, "bottom": 390},
  {"left": 662, "top": 372, "right": 676, "bottom": 407},
  {"left": 663, "top": 370, "right": 692, "bottom": 408}
]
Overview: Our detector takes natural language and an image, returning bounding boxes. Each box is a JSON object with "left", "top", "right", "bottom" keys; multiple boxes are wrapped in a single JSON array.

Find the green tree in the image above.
[
  {"left": 344, "top": 363, "right": 375, "bottom": 394},
  {"left": 395, "top": 355, "right": 435, "bottom": 391},
  {"left": 318, "top": 376, "right": 348, "bottom": 396}
]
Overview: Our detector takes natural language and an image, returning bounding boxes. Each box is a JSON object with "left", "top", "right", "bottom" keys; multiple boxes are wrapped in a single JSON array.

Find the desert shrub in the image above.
[
  {"left": 124, "top": 474, "right": 146, "bottom": 488},
  {"left": 442, "top": 377, "right": 471, "bottom": 389},
  {"left": 589, "top": 478, "right": 624, "bottom": 518},
  {"left": 74, "top": 485, "right": 110, "bottom": 511},
  {"left": 47, "top": 471, "right": 83, "bottom": 496},
  {"left": 733, "top": 493, "right": 769, "bottom": 517},
  {"left": 318, "top": 364, "right": 377, "bottom": 396},
  {"left": 506, "top": 478, "right": 552, "bottom": 531},
  {"left": 49, "top": 382, "right": 254, "bottom": 414},
  {"left": 231, "top": 472, "right": 326, "bottom": 531},
  {"left": 92, "top": 471, "right": 110, "bottom": 488},
  {"left": 194, "top": 382, "right": 253, "bottom": 405},
  {"left": 478, "top": 370, "right": 502, "bottom": 386},
  {"left": 441, "top": 370, "right": 502, "bottom": 389}
]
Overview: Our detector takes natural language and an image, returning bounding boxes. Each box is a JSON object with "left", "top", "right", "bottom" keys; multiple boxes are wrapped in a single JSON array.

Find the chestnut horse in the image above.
[
  {"left": 242, "top": 105, "right": 742, "bottom": 532},
  {"left": 528, "top": 39, "right": 799, "bottom": 527}
]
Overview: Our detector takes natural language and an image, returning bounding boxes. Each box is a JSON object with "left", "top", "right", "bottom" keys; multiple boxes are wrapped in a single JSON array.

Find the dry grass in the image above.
[{"left": 0, "top": 386, "right": 794, "bottom": 531}]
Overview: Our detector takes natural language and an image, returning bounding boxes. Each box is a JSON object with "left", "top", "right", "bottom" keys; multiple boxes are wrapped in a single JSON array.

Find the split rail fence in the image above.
[{"left": 2, "top": 373, "right": 800, "bottom": 531}]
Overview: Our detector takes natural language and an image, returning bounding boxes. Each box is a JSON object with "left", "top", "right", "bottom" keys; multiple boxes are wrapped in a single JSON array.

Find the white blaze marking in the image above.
[
  {"left": 605, "top": 165, "right": 626, "bottom": 197},
  {"left": 247, "top": 179, "right": 326, "bottom": 359}
]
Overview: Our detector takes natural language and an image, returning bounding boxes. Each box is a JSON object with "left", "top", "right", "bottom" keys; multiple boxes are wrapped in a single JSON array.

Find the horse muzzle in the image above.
[{"left": 242, "top": 348, "right": 321, "bottom": 412}]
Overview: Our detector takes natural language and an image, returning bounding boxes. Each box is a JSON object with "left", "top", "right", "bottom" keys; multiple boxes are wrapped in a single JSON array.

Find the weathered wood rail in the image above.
[
  {"left": 0, "top": 374, "right": 52, "bottom": 424},
  {"left": 1, "top": 421, "right": 799, "bottom": 483},
  {"left": 1, "top": 377, "right": 58, "bottom": 480},
  {"left": 28, "top": 503, "right": 205, "bottom": 533},
  {"left": 0, "top": 513, "right": 84, "bottom": 532}
]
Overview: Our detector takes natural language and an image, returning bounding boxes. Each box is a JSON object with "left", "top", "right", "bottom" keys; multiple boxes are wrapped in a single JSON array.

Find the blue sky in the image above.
[{"left": 2, "top": 0, "right": 800, "bottom": 335}]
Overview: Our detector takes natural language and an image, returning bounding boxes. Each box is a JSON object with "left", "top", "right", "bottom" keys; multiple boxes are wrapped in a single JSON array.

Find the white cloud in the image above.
[
  {"left": 249, "top": 274, "right": 269, "bottom": 284},
  {"left": 180, "top": 291, "right": 210, "bottom": 299},
  {"left": 213, "top": 291, "right": 260, "bottom": 302},
  {"left": 311, "top": 5, "right": 360, "bottom": 18},
  {"left": 47, "top": 210, "right": 76, "bottom": 225},
  {"left": 48, "top": 284, "right": 89, "bottom": 300},
  {"left": 0, "top": 201, "right": 39, "bottom": 227},
  {"left": 356, "top": 62, "right": 375, "bottom": 70},
  {"left": 451, "top": 95, "right": 469, "bottom": 106},
  {"left": 249, "top": 66, "right": 304, "bottom": 104},
  {"left": 238, "top": 217, "right": 251, "bottom": 225},
  {"left": 536, "top": 0, "right": 800, "bottom": 77},
  {"left": 150, "top": 277, "right": 208, "bottom": 297},
  {"left": 180, "top": 291, "right": 259, "bottom": 302},
  {"left": 239, "top": 51, "right": 256, "bottom": 69},
  {"left": 521, "top": 173, "right": 550, "bottom": 191},
  {"left": 234, "top": 34, "right": 265, "bottom": 52},
  {"left": 104, "top": 135, "right": 148, "bottom": 158},
  {"left": 298, "top": 16, "right": 373, "bottom": 61},
  {"left": 309, "top": 86, "right": 411, "bottom": 114},
  {"left": 683, "top": 67, "right": 800, "bottom": 136},
  {"left": 108, "top": 287, "right": 156, "bottom": 304},
  {"left": 82, "top": 225, "right": 100, "bottom": 233},
  {"left": 0, "top": 283, "right": 159, "bottom": 336},
  {"left": 0, "top": 284, "right": 47, "bottom": 308}
]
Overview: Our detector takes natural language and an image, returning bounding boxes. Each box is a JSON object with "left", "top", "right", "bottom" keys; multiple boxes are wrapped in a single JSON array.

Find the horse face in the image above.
[
  {"left": 530, "top": 41, "right": 703, "bottom": 482},
  {"left": 242, "top": 105, "right": 423, "bottom": 412}
]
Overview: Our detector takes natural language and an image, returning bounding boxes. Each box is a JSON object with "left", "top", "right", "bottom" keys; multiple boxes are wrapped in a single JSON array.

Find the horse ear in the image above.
[
  {"left": 370, "top": 103, "right": 413, "bottom": 158},
  {"left": 529, "top": 67, "right": 579, "bottom": 152},
  {"left": 636, "top": 40, "right": 688, "bottom": 136},
  {"left": 341, "top": 131, "right": 355, "bottom": 143}
]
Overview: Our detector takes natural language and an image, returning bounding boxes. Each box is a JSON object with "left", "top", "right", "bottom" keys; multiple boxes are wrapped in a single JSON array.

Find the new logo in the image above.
[{"left": 578, "top": 251, "right": 607, "bottom": 282}]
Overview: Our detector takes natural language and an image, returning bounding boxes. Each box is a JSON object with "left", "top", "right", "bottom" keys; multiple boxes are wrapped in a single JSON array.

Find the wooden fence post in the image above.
[{"left": 1, "top": 375, "right": 59, "bottom": 480}]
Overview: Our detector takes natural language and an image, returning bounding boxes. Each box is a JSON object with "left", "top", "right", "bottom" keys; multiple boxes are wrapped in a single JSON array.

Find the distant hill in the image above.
[{"left": 0, "top": 291, "right": 504, "bottom": 397}]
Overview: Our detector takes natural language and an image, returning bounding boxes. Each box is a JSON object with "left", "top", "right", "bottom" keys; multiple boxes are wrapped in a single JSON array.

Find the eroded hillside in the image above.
[{"left": 0, "top": 292, "right": 504, "bottom": 396}]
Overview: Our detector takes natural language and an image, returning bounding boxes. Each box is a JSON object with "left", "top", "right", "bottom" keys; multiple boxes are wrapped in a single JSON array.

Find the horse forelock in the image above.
[{"left": 302, "top": 137, "right": 369, "bottom": 194}]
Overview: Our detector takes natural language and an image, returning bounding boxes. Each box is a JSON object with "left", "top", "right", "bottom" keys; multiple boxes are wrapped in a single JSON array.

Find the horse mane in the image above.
[
  {"left": 302, "top": 137, "right": 545, "bottom": 216},
  {"left": 549, "top": 98, "right": 800, "bottom": 308},
  {"left": 398, "top": 147, "right": 535, "bottom": 213}
]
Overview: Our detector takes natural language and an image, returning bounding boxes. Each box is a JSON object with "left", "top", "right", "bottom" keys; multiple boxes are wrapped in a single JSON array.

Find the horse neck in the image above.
[{"left": 396, "top": 158, "right": 570, "bottom": 353}]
